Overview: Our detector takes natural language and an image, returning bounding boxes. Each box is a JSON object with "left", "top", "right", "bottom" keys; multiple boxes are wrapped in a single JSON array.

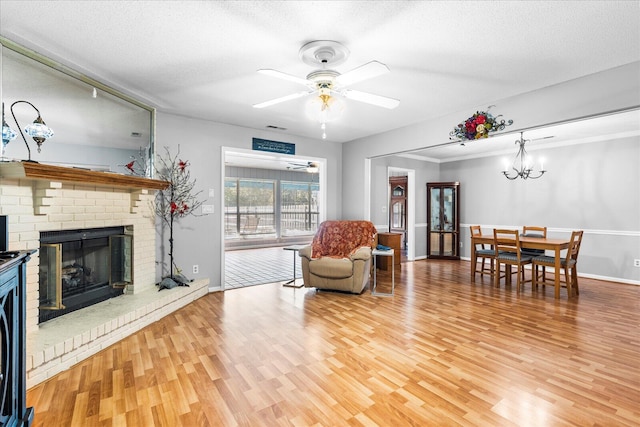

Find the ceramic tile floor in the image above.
[{"left": 224, "top": 246, "right": 304, "bottom": 289}]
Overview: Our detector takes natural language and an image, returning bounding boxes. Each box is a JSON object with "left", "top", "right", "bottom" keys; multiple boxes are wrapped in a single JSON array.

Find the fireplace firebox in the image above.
[{"left": 38, "top": 226, "right": 132, "bottom": 323}]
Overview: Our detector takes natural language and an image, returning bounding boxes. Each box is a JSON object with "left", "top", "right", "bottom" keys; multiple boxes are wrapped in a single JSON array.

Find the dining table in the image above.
[{"left": 470, "top": 233, "right": 572, "bottom": 299}]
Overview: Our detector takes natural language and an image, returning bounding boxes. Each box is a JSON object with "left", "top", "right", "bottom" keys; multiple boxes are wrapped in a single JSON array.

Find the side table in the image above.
[
  {"left": 372, "top": 248, "right": 395, "bottom": 296},
  {"left": 282, "top": 245, "right": 306, "bottom": 288}
]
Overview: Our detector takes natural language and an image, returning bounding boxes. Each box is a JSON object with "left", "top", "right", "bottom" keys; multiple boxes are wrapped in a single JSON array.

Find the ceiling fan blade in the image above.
[
  {"left": 342, "top": 89, "right": 400, "bottom": 109},
  {"left": 253, "top": 90, "right": 313, "bottom": 109},
  {"left": 336, "top": 61, "right": 390, "bottom": 87},
  {"left": 257, "top": 69, "right": 311, "bottom": 87}
]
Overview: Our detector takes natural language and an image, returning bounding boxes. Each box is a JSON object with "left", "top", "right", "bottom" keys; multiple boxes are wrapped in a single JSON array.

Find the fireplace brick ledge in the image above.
[{"left": 26, "top": 277, "right": 209, "bottom": 388}]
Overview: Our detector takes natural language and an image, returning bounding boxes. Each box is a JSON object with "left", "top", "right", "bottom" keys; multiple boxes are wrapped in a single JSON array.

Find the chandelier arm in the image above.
[{"left": 526, "top": 171, "right": 546, "bottom": 179}]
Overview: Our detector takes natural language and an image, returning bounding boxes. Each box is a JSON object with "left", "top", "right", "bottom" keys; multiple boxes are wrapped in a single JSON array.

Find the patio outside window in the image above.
[{"left": 224, "top": 178, "right": 319, "bottom": 242}]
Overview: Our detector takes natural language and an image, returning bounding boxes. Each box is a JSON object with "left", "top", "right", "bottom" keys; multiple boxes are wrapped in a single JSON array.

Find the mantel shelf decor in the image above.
[{"left": 449, "top": 106, "right": 513, "bottom": 141}]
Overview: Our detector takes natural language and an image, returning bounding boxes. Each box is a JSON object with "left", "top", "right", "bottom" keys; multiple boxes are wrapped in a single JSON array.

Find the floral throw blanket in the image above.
[{"left": 311, "top": 220, "right": 377, "bottom": 259}]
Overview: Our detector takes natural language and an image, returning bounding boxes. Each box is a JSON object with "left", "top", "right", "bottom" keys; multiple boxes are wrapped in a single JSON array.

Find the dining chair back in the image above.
[
  {"left": 521, "top": 226, "right": 547, "bottom": 253},
  {"left": 470, "top": 225, "right": 495, "bottom": 282},
  {"left": 532, "top": 230, "right": 584, "bottom": 297},
  {"left": 493, "top": 228, "right": 534, "bottom": 290},
  {"left": 522, "top": 225, "right": 547, "bottom": 282}
]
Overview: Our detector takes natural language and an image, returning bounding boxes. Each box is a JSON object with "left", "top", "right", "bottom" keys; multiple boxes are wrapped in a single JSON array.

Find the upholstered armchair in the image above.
[{"left": 299, "top": 220, "right": 377, "bottom": 294}]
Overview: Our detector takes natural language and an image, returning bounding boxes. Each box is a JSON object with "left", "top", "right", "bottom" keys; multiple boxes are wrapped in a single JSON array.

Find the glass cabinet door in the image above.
[
  {"left": 391, "top": 201, "right": 405, "bottom": 229},
  {"left": 389, "top": 176, "right": 408, "bottom": 248},
  {"left": 426, "top": 182, "right": 460, "bottom": 259}
]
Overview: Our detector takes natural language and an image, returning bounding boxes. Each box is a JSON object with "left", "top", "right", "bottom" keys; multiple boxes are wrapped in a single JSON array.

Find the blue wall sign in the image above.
[{"left": 252, "top": 138, "right": 295, "bottom": 155}]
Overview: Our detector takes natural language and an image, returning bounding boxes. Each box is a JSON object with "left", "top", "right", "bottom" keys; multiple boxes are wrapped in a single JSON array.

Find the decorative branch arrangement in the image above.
[
  {"left": 154, "top": 146, "right": 205, "bottom": 285},
  {"left": 123, "top": 145, "right": 205, "bottom": 289}
]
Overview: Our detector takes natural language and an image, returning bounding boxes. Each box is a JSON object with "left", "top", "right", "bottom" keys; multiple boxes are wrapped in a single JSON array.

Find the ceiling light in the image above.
[{"left": 502, "top": 132, "right": 546, "bottom": 180}]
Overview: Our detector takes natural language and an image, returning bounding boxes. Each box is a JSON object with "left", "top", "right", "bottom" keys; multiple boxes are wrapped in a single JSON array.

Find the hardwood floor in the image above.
[{"left": 27, "top": 260, "right": 640, "bottom": 426}]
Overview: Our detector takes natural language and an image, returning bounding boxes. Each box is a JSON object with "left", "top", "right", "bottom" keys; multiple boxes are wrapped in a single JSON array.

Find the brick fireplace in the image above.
[{"left": 0, "top": 162, "right": 209, "bottom": 387}]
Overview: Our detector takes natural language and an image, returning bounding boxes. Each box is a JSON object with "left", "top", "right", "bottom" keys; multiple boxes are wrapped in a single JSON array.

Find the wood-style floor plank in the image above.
[{"left": 27, "top": 260, "right": 640, "bottom": 426}]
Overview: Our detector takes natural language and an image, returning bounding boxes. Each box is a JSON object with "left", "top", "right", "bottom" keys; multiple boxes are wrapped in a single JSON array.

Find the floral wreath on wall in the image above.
[{"left": 449, "top": 106, "right": 513, "bottom": 141}]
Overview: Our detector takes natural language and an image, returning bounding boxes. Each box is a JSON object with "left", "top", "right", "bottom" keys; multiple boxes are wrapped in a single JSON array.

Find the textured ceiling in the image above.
[{"left": 1, "top": 0, "right": 639, "bottom": 145}]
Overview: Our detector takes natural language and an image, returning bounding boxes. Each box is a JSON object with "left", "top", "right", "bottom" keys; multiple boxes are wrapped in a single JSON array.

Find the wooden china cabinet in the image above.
[
  {"left": 389, "top": 176, "right": 407, "bottom": 249},
  {"left": 426, "top": 182, "right": 460, "bottom": 259}
]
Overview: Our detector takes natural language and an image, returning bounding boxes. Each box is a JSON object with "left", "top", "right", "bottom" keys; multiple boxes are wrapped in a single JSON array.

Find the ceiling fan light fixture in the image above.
[{"left": 306, "top": 94, "right": 344, "bottom": 123}]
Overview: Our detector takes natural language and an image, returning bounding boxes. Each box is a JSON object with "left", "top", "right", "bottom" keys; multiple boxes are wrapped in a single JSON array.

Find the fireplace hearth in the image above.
[{"left": 39, "top": 226, "right": 132, "bottom": 323}]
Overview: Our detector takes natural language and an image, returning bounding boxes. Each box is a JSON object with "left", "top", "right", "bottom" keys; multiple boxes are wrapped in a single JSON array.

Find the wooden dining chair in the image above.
[
  {"left": 532, "top": 230, "right": 584, "bottom": 297},
  {"left": 470, "top": 225, "right": 495, "bottom": 281},
  {"left": 521, "top": 225, "right": 547, "bottom": 283},
  {"left": 493, "top": 229, "right": 534, "bottom": 291}
]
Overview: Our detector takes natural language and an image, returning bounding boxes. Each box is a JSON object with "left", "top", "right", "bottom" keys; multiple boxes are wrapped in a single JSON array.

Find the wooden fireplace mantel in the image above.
[{"left": 0, "top": 161, "right": 169, "bottom": 190}]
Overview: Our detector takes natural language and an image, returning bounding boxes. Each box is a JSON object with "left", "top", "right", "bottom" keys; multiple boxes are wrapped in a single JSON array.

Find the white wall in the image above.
[
  {"left": 155, "top": 113, "right": 343, "bottom": 289},
  {"left": 344, "top": 62, "right": 640, "bottom": 283}
]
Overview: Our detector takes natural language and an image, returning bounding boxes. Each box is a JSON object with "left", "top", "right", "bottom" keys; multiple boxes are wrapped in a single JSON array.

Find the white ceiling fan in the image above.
[
  {"left": 287, "top": 161, "right": 319, "bottom": 172},
  {"left": 253, "top": 40, "right": 400, "bottom": 110}
]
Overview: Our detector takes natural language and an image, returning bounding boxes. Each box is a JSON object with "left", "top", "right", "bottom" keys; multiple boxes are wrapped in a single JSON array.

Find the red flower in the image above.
[
  {"left": 178, "top": 159, "right": 188, "bottom": 172},
  {"left": 475, "top": 114, "right": 486, "bottom": 124},
  {"left": 170, "top": 202, "right": 178, "bottom": 213},
  {"left": 465, "top": 121, "right": 475, "bottom": 132}
]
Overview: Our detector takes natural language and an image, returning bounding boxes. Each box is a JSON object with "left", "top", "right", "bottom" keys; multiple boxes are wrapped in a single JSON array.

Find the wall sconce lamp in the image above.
[
  {"left": 10, "top": 100, "right": 54, "bottom": 162},
  {"left": 1, "top": 103, "right": 18, "bottom": 161}
]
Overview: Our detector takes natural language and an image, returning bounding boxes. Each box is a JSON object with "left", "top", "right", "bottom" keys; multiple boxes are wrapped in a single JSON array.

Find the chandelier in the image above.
[{"left": 502, "top": 132, "right": 546, "bottom": 180}]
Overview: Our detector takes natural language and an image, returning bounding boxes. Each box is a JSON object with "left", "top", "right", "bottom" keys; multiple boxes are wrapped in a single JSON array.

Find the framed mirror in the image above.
[{"left": 1, "top": 36, "right": 155, "bottom": 175}]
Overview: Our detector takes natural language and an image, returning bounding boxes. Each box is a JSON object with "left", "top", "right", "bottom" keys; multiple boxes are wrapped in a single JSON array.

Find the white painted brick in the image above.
[
  {"left": 44, "top": 346, "right": 56, "bottom": 362},
  {"left": 1, "top": 186, "right": 32, "bottom": 196},
  {"left": 84, "top": 220, "right": 106, "bottom": 228},
  {"left": 32, "top": 350, "right": 45, "bottom": 367},
  {"left": 37, "top": 197, "right": 55, "bottom": 206},
  {"left": 62, "top": 205, "right": 84, "bottom": 214},
  {"left": 1, "top": 205, "right": 30, "bottom": 215},
  {"left": 54, "top": 341, "right": 65, "bottom": 358},
  {"left": 2, "top": 195, "right": 21, "bottom": 205},
  {"left": 64, "top": 338, "right": 74, "bottom": 353},
  {"left": 19, "top": 231, "right": 39, "bottom": 242},
  {"left": 48, "top": 214, "right": 75, "bottom": 223},
  {"left": 75, "top": 198, "right": 96, "bottom": 206},
  {"left": 73, "top": 334, "right": 82, "bottom": 349}
]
